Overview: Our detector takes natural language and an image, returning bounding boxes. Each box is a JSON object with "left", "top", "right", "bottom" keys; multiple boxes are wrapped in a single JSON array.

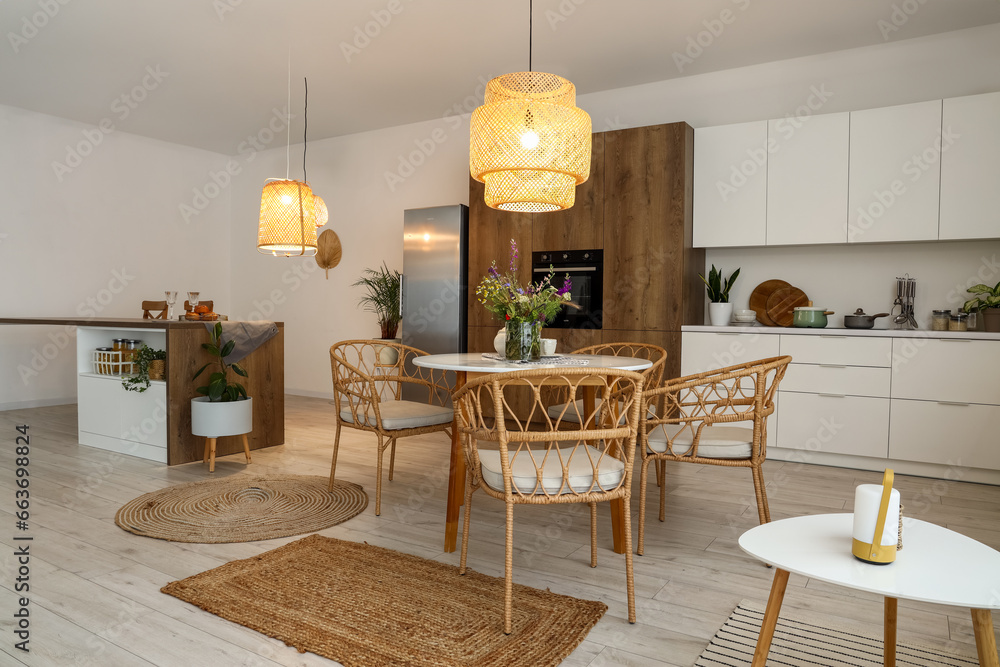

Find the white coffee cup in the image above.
[{"left": 541, "top": 338, "right": 557, "bottom": 356}]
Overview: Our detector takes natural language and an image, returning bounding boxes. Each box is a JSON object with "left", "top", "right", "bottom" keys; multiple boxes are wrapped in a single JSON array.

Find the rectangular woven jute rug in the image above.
[
  {"left": 696, "top": 599, "right": 980, "bottom": 666},
  {"left": 162, "top": 533, "right": 607, "bottom": 667}
]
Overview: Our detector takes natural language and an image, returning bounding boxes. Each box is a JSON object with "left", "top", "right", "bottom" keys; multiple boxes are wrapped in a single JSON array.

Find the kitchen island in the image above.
[{"left": 0, "top": 317, "right": 284, "bottom": 465}]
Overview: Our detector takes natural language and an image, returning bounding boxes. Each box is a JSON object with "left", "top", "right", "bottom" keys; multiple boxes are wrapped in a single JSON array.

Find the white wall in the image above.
[
  {"left": 0, "top": 104, "right": 232, "bottom": 409},
  {"left": 228, "top": 115, "right": 471, "bottom": 397}
]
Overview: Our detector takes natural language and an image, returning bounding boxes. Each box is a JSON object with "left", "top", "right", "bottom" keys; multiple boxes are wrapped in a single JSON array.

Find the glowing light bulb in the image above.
[
  {"left": 520, "top": 129, "right": 540, "bottom": 150},
  {"left": 280, "top": 194, "right": 294, "bottom": 205},
  {"left": 423, "top": 233, "right": 431, "bottom": 242}
]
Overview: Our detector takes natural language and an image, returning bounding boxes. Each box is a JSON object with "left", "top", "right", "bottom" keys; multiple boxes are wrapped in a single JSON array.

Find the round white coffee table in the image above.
[
  {"left": 414, "top": 352, "right": 652, "bottom": 555},
  {"left": 739, "top": 513, "right": 1000, "bottom": 666}
]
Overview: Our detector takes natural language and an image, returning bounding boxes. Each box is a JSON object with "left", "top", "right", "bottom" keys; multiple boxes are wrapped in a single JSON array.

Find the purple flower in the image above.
[
  {"left": 557, "top": 275, "right": 572, "bottom": 296},
  {"left": 488, "top": 265, "right": 500, "bottom": 278},
  {"left": 509, "top": 239, "right": 518, "bottom": 272}
]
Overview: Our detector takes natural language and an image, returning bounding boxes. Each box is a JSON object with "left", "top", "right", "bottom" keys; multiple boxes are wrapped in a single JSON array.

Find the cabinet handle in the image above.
[
  {"left": 937, "top": 401, "right": 970, "bottom": 407},
  {"left": 820, "top": 335, "right": 847, "bottom": 339},
  {"left": 819, "top": 364, "right": 847, "bottom": 368},
  {"left": 937, "top": 338, "right": 971, "bottom": 343},
  {"left": 818, "top": 393, "right": 847, "bottom": 398},
  {"left": 714, "top": 333, "right": 742, "bottom": 336}
]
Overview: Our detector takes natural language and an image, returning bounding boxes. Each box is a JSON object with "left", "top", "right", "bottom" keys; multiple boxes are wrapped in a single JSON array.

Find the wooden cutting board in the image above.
[
  {"left": 766, "top": 286, "right": 810, "bottom": 327},
  {"left": 749, "top": 280, "right": 790, "bottom": 326}
]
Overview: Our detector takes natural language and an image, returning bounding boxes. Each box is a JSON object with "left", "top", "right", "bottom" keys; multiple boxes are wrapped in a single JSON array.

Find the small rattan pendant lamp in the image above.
[
  {"left": 257, "top": 72, "right": 318, "bottom": 256},
  {"left": 470, "top": 0, "right": 591, "bottom": 212}
]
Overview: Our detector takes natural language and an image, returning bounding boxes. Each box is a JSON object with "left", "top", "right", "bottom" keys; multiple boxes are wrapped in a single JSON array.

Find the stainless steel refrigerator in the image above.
[{"left": 400, "top": 205, "right": 468, "bottom": 401}]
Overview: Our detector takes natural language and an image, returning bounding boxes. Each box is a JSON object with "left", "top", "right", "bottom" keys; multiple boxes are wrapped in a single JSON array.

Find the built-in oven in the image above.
[{"left": 532, "top": 249, "right": 603, "bottom": 329}]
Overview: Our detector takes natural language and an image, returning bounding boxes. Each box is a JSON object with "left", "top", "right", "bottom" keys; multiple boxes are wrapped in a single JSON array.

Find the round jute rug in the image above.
[{"left": 115, "top": 475, "right": 367, "bottom": 543}]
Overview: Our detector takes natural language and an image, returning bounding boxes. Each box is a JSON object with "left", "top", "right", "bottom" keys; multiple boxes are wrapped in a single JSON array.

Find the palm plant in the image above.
[{"left": 353, "top": 262, "right": 402, "bottom": 339}]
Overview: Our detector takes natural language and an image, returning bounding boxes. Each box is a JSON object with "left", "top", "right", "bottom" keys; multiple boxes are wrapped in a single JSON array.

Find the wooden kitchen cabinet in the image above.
[
  {"left": 467, "top": 178, "right": 532, "bottom": 329},
  {"left": 693, "top": 120, "right": 768, "bottom": 247},
  {"left": 532, "top": 133, "right": 604, "bottom": 251},
  {"left": 604, "top": 123, "right": 702, "bottom": 333},
  {"left": 766, "top": 112, "right": 849, "bottom": 245},
  {"left": 939, "top": 91, "right": 1000, "bottom": 240},
  {"left": 848, "top": 100, "right": 942, "bottom": 243}
]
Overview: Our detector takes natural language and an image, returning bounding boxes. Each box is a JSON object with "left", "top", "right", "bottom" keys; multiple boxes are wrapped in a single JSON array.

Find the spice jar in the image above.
[
  {"left": 949, "top": 313, "right": 968, "bottom": 332},
  {"left": 931, "top": 310, "right": 951, "bottom": 331}
]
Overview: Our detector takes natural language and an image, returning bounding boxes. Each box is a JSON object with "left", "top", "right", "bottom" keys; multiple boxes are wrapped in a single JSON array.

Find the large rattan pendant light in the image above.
[
  {"left": 470, "top": 0, "right": 592, "bottom": 212},
  {"left": 257, "top": 71, "right": 318, "bottom": 256}
]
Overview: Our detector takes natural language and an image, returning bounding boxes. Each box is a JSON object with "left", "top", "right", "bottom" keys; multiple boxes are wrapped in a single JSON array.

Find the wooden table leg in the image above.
[
  {"left": 884, "top": 597, "right": 897, "bottom": 667},
  {"left": 752, "top": 567, "right": 790, "bottom": 667},
  {"left": 444, "top": 370, "right": 467, "bottom": 553},
  {"left": 971, "top": 609, "right": 999, "bottom": 667}
]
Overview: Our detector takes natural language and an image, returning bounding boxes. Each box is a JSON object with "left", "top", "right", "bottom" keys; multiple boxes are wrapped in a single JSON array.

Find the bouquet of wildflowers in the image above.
[{"left": 476, "top": 239, "right": 573, "bottom": 324}]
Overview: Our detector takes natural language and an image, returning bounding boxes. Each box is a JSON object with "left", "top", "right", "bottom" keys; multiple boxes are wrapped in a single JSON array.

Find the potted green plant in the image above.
[
  {"left": 964, "top": 280, "right": 1000, "bottom": 332},
  {"left": 191, "top": 322, "right": 252, "bottom": 448},
  {"left": 353, "top": 262, "right": 402, "bottom": 363},
  {"left": 699, "top": 264, "right": 741, "bottom": 327},
  {"left": 121, "top": 345, "right": 166, "bottom": 393}
]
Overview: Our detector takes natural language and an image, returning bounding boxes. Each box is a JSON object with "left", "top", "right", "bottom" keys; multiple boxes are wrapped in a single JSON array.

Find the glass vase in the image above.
[{"left": 504, "top": 319, "right": 542, "bottom": 362}]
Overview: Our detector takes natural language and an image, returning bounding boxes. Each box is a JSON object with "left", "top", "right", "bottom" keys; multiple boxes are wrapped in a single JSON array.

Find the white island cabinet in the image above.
[
  {"left": 76, "top": 326, "right": 167, "bottom": 462},
  {"left": 681, "top": 326, "right": 1000, "bottom": 484}
]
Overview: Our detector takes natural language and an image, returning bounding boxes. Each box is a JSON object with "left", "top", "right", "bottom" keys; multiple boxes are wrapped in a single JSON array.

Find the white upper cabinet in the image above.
[
  {"left": 939, "top": 91, "right": 1000, "bottom": 240},
  {"left": 847, "top": 100, "right": 942, "bottom": 243},
  {"left": 693, "top": 121, "right": 768, "bottom": 247},
  {"left": 766, "top": 112, "right": 849, "bottom": 245}
]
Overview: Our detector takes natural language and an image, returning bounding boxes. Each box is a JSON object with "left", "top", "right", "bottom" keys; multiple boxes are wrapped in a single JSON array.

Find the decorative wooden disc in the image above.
[
  {"left": 766, "top": 286, "right": 810, "bottom": 327},
  {"left": 316, "top": 230, "right": 342, "bottom": 279},
  {"left": 749, "top": 279, "right": 790, "bottom": 326}
]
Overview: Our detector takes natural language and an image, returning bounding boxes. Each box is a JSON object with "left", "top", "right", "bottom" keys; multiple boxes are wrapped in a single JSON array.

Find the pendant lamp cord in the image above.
[
  {"left": 303, "top": 77, "right": 308, "bottom": 183},
  {"left": 285, "top": 49, "right": 290, "bottom": 180},
  {"left": 528, "top": 0, "right": 532, "bottom": 72}
]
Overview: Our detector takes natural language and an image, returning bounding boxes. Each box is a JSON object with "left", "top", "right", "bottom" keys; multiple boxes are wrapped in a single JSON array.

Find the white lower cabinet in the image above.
[
  {"left": 777, "top": 391, "right": 889, "bottom": 458},
  {"left": 78, "top": 374, "right": 167, "bottom": 459},
  {"left": 680, "top": 332, "right": 781, "bottom": 376},
  {"left": 78, "top": 375, "right": 123, "bottom": 437},
  {"left": 889, "top": 399, "right": 1000, "bottom": 470}
]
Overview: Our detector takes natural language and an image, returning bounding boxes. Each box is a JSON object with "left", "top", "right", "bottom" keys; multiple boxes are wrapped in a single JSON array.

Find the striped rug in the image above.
[{"left": 696, "top": 600, "right": 979, "bottom": 666}]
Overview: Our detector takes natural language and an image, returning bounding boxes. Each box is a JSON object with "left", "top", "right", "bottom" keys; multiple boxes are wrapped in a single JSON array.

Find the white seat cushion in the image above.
[
  {"left": 340, "top": 399, "right": 452, "bottom": 431},
  {"left": 478, "top": 444, "right": 625, "bottom": 495},
  {"left": 646, "top": 424, "right": 753, "bottom": 459},
  {"left": 546, "top": 398, "right": 653, "bottom": 424}
]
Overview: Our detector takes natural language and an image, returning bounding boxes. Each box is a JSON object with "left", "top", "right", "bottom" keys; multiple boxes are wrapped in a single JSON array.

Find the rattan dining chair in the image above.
[
  {"left": 329, "top": 340, "right": 453, "bottom": 516},
  {"left": 141, "top": 300, "right": 168, "bottom": 319},
  {"left": 636, "top": 356, "right": 791, "bottom": 555},
  {"left": 453, "top": 367, "right": 645, "bottom": 633},
  {"left": 545, "top": 342, "right": 667, "bottom": 423}
]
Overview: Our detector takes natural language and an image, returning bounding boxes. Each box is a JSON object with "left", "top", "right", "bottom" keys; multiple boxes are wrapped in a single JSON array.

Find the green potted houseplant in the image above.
[
  {"left": 121, "top": 345, "right": 166, "bottom": 393},
  {"left": 699, "top": 265, "right": 741, "bottom": 326},
  {"left": 353, "top": 262, "right": 402, "bottom": 364},
  {"left": 191, "top": 323, "right": 252, "bottom": 452},
  {"left": 964, "top": 281, "right": 1000, "bottom": 332}
]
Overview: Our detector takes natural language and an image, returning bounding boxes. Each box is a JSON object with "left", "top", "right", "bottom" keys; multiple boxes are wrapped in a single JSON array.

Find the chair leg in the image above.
[
  {"left": 327, "top": 422, "right": 343, "bottom": 492},
  {"left": 503, "top": 500, "right": 514, "bottom": 635},
  {"left": 241, "top": 433, "right": 252, "bottom": 464},
  {"left": 751, "top": 464, "right": 771, "bottom": 524},
  {"left": 459, "top": 472, "right": 474, "bottom": 575},
  {"left": 375, "top": 435, "right": 386, "bottom": 516},
  {"left": 202, "top": 437, "right": 210, "bottom": 464},
  {"left": 388, "top": 439, "right": 397, "bottom": 481},
  {"left": 589, "top": 502, "right": 598, "bottom": 567},
  {"left": 658, "top": 460, "right": 667, "bottom": 523},
  {"left": 638, "top": 457, "right": 649, "bottom": 556},
  {"left": 623, "top": 494, "right": 636, "bottom": 624},
  {"left": 655, "top": 459, "right": 663, "bottom": 487}
]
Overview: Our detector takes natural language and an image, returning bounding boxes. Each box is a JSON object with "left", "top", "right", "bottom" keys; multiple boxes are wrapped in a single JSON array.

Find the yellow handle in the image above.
[{"left": 869, "top": 469, "right": 895, "bottom": 560}]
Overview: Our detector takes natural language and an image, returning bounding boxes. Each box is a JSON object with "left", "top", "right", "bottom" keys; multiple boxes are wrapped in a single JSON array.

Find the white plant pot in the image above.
[
  {"left": 494, "top": 328, "right": 506, "bottom": 355},
  {"left": 191, "top": 396, "right": 252, "bottom": 437},
  {"left": 709, "top": 302, "right": 734, "bottom": 327},
  {"left": 376, "top": 339, "right": 401, "bottom": 365}
]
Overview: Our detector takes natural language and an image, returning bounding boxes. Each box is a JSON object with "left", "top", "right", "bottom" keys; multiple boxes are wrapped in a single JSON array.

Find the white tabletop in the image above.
[
  {"left": 739, "top": 513, "right": 1000, "bottom": 609},
  {"left": 412, "top": 353, "right": 652, "bottom": 373}
]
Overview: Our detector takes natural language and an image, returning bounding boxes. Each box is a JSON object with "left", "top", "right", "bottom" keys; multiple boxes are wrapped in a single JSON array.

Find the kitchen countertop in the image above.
[
  {"left": 0, "top": 317, "right": 283, "bottom": 328},
  {"left": 682, "top": 324, "right": 1000, "bottom": 340}
]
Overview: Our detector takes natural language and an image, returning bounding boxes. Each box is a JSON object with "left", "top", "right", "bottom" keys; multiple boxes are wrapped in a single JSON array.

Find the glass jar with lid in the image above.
[
  {"left": 931, "top": 310, "right": 951, "bottom": 331},
  {"left": 949, "top": 313, "right": 968, "bottom": 332},
  {"left": 124, "top": 339, "right": 143, "bottom": 374}
]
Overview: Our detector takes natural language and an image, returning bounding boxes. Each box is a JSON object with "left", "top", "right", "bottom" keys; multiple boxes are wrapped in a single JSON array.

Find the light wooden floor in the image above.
[{"left": 1, "top": 396, "right": 998, "bottom": 666}]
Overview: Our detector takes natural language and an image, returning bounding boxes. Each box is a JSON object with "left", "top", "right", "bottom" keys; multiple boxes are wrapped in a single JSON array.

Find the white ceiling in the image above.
[{"left": 2, "top": 0, "right": 999, "bottom": 154}]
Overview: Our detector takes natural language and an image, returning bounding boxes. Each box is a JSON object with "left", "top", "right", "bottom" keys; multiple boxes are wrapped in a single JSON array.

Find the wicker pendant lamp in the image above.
[
  {"left": 312, "top": 194, "right": 329, "bottom": 228},
  {"left": 257, "top": 75, "right": 320, "bottom": 256},
  {"left": 470, "top": 1, "right": 591, "bottom": 212}
]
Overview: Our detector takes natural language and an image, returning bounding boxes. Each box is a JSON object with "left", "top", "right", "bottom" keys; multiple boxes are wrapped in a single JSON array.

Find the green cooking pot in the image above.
[{"left": 792, "top": 307, "right": 835, "bottom": 328}]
